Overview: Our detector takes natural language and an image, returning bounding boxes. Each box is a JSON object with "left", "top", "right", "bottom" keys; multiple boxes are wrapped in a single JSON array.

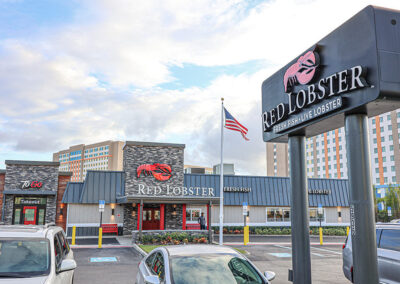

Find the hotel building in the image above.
[
  {"left": 267, "top": 110, "right": 400, "bottom": 186},
  {"left": 52, "top": 141, "right": 124, "bottom": 182}
]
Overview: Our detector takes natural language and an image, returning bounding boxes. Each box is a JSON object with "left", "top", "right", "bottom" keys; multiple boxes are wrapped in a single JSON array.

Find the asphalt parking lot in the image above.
[
  {"left": 73, "top": 247, "right": 141, "bottom": 284},
  {"left": 235, "top": 243, "right": 349, "bottom": 284}
]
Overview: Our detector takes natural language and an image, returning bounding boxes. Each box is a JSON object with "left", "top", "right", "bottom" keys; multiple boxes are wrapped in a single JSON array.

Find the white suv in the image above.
[{"left": 0, "top": 224, "right": 76, "bottom": 283}]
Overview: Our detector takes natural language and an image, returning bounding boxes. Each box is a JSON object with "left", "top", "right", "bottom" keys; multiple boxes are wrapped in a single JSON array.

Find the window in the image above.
[
  {"left": 392, "top": 177, "right": 397, "bottom": 183},
  {"left": 151, "top": 253, "right": 165, "bottom": 280},
  {"left": 383, "top": 167, "right": 387, "bottom": 173},
  {"left": 374, "top": 148, "right": 378, "bottom": 154},
  {"left": 381, "top": 137, "right": 385, "bottom": 142},
  {"left": 379, "top": 229, "right": 400, "bottom": 252},
  {"left": 392, "top": 166, "right": 396, "bottom": 172},
  {"left": 383, "top": 157, "right": 387, "bottom": 162},
  {"left": 382, "top": 147, "right": 386, "bottom": 152},
  {"left": 266, "top": 208, "right": 287, "bottom": 222},
  {"left": 54, "top": 235, "right": 63, "bottom": 269},
  {"left": 373, "top": 138, "right": 377, "bottom": 144},
  {"left": 375, "top": 158, "right": 379, "bottom": 164},
  {"left": 373, "top": 128, "right": 377, "bottom": 134},
  {"left": 372, "top": 118, "right": 376, "bottom": 124},
  {"left": 376, "top": 178, "right": 380, "bottom": 183},
  {"left": 387, "top": 114, "right": 391, "bottom": 121},
  {"left": 57, "top": 232, "right": 70, "bottom": 256},
  {"left": 380, "top": 117, "right": 383, "bottom": 123},
  {"left": 391, "top": 156, "right": 395, "bottom": 162},
  {"left": 390, "top": 135, "right": 393, "bottom": 141},
  {"left": 384, "top": 177, "right": 388, "bottom": 183},
  {"left": 389, "top": 125, "right": 392, "bottom": 131},
  {"left": 309, "top": 208, "right": 324, "bottom": 222},
  {"left": 390, "top": 145, "right": 394, "bottom": 151},
  {"left": 186, "top": 208, "right": 202, "bottom": 223}
]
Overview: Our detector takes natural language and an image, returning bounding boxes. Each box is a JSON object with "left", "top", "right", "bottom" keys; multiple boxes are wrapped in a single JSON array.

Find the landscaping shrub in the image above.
[{"left": 212, "top": 226, "right": 347, "bottom": 236}]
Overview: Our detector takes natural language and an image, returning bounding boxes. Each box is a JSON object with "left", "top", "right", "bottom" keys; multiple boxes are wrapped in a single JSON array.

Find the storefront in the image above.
[
  {"left": 0, "top": 160, "right": 71, "bottom": 230},
  {"left": 60, "top": 141, "right": 350, "bottom": 237}
]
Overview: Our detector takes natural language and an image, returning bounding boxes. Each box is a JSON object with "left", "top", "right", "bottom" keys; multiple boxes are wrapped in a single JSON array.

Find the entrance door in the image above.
[
  {"left": 23, "top": 206, "right": 37, "bottom": 225},
  {"left": 142, "top": 207, "right": 160, "bottom": 230}
]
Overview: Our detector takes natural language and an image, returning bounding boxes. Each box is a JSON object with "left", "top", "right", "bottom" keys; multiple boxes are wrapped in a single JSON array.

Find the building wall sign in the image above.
[
  {"left": 262, "top": 6, "right": 400, "bottom": 142},
  {"left": 223, "top": 187, "right": 251, "bottom": 193},
  {"left": 308, "top": 189, "right": 331, "bottom": 195},
  {"left": 21, "top": 180, "right": 43, "bottom": 189},
  {"left": 137, "top": 184, "right": 215, "bottom": 197},
  {"left": 137, "top": 163, "right": 172, "bottom": 181}
]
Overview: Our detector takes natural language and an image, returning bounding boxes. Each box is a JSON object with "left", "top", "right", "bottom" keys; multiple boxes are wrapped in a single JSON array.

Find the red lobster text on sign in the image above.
[
  {"left": 137, "top": 163, "right": 172, "bottom": 181},
  {"left": 283, "top": 50, "right": 319, "bottom": 93}
]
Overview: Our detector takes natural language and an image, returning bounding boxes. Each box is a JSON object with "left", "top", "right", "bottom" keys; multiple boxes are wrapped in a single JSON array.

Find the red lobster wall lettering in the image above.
[
  {"left": 137, "top": 163, "right": 172, "bottom": 181},
  {"left": 283, "top": 50, "right": 319, "bottom": 93}
]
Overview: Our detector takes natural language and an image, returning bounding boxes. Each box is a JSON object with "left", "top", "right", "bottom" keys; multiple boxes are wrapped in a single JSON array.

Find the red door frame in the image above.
[
  {"left": 160, "top": 204, "right": 165, "bottom": 230},
  {"left": 23, "top": 206, "right": 37, "bottom": 225},
  {"left": 142, "top": 207, "right": 160, "bottom": 230}
]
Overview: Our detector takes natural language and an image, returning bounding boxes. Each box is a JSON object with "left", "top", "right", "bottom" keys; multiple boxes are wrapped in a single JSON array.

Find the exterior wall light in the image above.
[
  {"left": 132, "top": 203, "right": 136, "bottom": 207},
  {"left": 112, "top": 208, "right": 115, "bottom": 216},
  {"left": 59, "top": 208, "right": 63, "bottom": 216}
]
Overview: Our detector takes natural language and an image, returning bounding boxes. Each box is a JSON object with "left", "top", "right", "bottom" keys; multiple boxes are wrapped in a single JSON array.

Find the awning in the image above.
[
  {"left": 3, "top": 190, "right": 57, "bottom": 196},
  {"left": 119, "top": 195, "right": 220, "bottom": 204}
]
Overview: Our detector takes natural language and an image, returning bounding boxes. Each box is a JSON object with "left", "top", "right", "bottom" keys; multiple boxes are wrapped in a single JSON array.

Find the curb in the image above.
[
  {"left": 70, "top": 245, "right": 134, "bottom": 249},
  {"left": 223, "top": 242, "right": 344, "bottom": 246},
  {"left": 133, "top": 244, "right": 148, "bottom": 257}
]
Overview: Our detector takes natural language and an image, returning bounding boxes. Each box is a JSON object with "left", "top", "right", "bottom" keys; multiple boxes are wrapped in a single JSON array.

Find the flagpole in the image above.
[{"left": 219, "top": 98, "right": 224, "bottom": 245}]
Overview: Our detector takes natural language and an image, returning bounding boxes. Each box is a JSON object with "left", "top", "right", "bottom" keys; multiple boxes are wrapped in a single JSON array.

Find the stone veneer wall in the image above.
[
  {"left": 165, "top": 204, "right": 183, "bottom": 230},
  {"left": 123, "top": 205, "right": 138, "bottom": 235},
  {"left": 0, "top": 174, "right": 4, "bottom": 221},
  {"left": 4, "top": 164, "right": 59, "bottom": 225},
  {"left": 123, "top": 145, "right": 184, "bottom": 196}
]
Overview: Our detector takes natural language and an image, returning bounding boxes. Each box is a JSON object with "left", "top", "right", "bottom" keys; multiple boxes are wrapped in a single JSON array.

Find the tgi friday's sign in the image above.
[
  {"left": 136, "top": 184, "right": 252, "bottom": 197},
  {"left": 21, "top": 180, "right": 43, "bottom": 189}
]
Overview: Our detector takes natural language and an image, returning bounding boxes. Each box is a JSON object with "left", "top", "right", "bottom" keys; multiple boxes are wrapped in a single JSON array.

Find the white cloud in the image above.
[{"left": 1, "top": 0, "right": 400, "bottom": 175}]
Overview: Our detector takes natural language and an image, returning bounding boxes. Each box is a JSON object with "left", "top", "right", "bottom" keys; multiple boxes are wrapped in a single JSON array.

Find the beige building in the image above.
[
  {"left": 53, "top": 140, "right": 124, "bottom": 182},
  {"left": 184, "top": 165, "right": 213, "bottom": 174},
  {"left": 266, "top": 143, "right": 289, "bottom": 177}
]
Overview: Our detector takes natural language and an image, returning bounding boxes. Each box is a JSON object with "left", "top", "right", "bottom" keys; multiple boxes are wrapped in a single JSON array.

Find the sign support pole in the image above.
[
  {"left": 345, "top": 114, "right": 378, "bottom": 284},
  {"left": 288, "top": 135, "right": 311, "bottom": 284},
  {"left": 219, "top": 98, "right": 224, "bottom": 245}
]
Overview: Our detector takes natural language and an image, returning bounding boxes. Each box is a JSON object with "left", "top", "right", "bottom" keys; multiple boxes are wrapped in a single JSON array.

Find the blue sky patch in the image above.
[{"left": 159, "top": 60, "right": 266, "bottom": 90}]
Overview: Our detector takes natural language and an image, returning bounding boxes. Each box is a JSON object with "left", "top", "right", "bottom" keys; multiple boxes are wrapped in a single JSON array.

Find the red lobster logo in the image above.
[
  {"left": 137, "top": 163, "right": 172, "bottom": 181},
  {"left": 283, "top": 50, "right": 319, "bottom": 93}
]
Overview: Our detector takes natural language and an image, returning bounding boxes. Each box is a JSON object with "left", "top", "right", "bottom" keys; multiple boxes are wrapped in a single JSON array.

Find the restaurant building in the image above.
[
  {"left": 0, "top": 141, "right": 350, "bottom": 236},
  {"left": 60, "top": 141, "right": 350, "bottom": 236},
  {"left": 0, "top": 160, "right": 71, "bottom": 230}
]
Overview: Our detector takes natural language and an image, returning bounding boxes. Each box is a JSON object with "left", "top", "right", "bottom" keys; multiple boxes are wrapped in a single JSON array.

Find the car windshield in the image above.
[
  {"left": 170, "top": 254, "right": 264, "bottom": 284},
  {"left": 0, "top": 238, "right": 50, "bottom": 277}
]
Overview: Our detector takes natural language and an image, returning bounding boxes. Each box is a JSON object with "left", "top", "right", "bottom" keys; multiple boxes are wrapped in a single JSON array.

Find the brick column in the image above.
[
  {"left": 160, "top": 204, "right": 165, "bottom": 230},
  {"left": 182, "top": 204, "right": 186, "bottom": 230}
]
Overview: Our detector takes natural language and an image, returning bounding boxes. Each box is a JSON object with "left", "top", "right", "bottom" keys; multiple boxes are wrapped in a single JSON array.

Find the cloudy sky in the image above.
[{"left": 1, "top": 0, "right": 400, "bottom": 175}]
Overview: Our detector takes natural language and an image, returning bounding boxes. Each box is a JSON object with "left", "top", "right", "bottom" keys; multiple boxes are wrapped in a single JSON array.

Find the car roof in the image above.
[
  {"left": 0, "top": 225, "right": 60, "bottom": 239},
  {"left": 164, "top": 245, "right": 240, "bottom": 256},
  {"left": 376, "top": 223, "right": 400, "bottom": 229}
]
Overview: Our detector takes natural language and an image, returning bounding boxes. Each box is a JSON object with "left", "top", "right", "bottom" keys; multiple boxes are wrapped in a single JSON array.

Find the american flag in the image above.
[{"left": 224, "top": 107, "right": 249, "bottom": 141}]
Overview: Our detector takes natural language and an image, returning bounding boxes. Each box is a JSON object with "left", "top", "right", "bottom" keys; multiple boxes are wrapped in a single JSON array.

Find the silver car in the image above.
[
  {"left": 342, "top": 223, "right": 400, "bottom": 283},
  {"left": 0, "top": 224, "right": 76, "bottom": 284},
  {"left": 136, "top": 245, "right": 276, "bottom": 284}
]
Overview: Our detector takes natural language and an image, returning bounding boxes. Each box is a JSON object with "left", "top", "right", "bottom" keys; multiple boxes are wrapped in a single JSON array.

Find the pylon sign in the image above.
[{"left": 262, "top": 6, "right": 400, "bottom": 142}]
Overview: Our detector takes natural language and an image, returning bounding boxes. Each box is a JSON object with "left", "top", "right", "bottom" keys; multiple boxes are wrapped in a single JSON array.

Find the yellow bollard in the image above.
[
  {"left": 319, "top": 227, "right": 323, "bottom": 245},
  {"left": 346, "top": 226, "right": 350, "bottom": 236},
  {"left": 98, "top": 227, "right": 102, "bottom": 248},
  {"left": 71, "top": 226, "right": 76, "bottom": 245},
  {"left": 244, "top": 226, "right": 249, "bottom": 246}
]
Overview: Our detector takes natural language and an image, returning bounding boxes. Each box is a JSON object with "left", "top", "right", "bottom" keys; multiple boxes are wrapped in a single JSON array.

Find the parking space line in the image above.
[
  {"left": 310, "top": 246, "right": 342, "bottom": 255},
  {"left": 274, "top": 244, "right": 326, "bottom": 257}
]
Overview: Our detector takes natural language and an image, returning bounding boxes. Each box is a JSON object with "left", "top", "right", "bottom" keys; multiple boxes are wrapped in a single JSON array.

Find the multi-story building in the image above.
[
  {"left": 266, "top": 110, "right": 400, "bottom": 186},
  {"left": 53, "top": 141, "right": 124, "bottom": 182},
  {"left": 184, "top": 165, "right": 213, "bottom": 174}
]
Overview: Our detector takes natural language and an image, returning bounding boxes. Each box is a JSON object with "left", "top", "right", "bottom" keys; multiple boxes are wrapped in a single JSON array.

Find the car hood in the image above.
[{"left": 0, "top": 276, "right": 47, "bottom": 284}]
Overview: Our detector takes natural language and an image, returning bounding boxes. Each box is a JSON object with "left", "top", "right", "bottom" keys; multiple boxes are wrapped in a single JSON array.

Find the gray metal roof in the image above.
[
  {"left": 78, "top": 171, "right": 125, "bottom": 203},
  {"left": 62, "top": 171, "right": 349, "bottom": 207},
  {"left": 62, "top": 182, "right": 84, "bottom": 203},
  {"left": 5, "top": 160, "right": 60, "bottom": 166},
  {"left": 124, "top": 141, "right": 185, "bottom": 149},
  {"left": 184, "top": 174, "right": 349, "bottom": 207}
]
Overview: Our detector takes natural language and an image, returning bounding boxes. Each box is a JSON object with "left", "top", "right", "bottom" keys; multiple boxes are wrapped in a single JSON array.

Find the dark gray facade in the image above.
[
  {"left": 123, "top": 141, "right": 185, "bottom": 196},
  {"left": 3, "top": 161, "right": 60, "bottom": 225}
]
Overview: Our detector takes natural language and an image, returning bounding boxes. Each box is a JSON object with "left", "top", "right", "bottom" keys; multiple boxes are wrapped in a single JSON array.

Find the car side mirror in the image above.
[
  {"left": 264, "top": 271, "right": 276, "bottom": 281},
  {"left": 144, "top": 275, "right": 160, "bottom": 284},
  {"left": 59, "top": 259, "right": 77, "bottom": 273}
]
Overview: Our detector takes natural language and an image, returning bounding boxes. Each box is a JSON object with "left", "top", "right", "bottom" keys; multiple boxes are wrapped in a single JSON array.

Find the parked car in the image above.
[
  {"left": 342, "top": 223, "right": 400, "bottom": 283},
  {"left": 0, "top": 224, "right": 76, "bottom": 283},
  {"left": 390, "top": 219, "right": 400, "bottom": 224},
  {"left": 136, "top": 245, "right": 276, "bottom": 284}
]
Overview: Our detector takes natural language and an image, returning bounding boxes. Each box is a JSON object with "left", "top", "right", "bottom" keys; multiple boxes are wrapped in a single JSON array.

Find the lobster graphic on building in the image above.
[
  {"left": 137, "top": 163, "right": 172, "bottom": 181},
  {"left": 283, "top": 50, "right": 319, "bottom": 93}
]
